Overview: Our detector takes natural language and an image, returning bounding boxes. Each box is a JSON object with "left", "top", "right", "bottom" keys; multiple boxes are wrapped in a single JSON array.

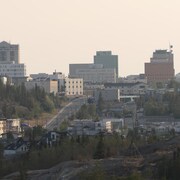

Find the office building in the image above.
[
  {"left": 65, "top": 77, "right": 83, "bottom": 96},
  {"left": 94, "top": 88, "right": 120, "bottom": 102},
  {"left": 30, "top": 71, "right": 65, "bottom": 93},
  {"left": 94, "top": 51, "right": 119, "bottom": 79},
  {"left": 0, "top": 63, "right": 26, "bottom": 78},
  {"left": 0, "top": 41, "right": 27, "bottom": 84},
  {"left": 145, "top": 49, "right": 175, "bottom": 85},
  {"left": 69, "top": 63, "right": 116, "bottom": 83},
  {"left": 0, "top": 41, "right": 19, "bottom": 64},
  {"left": 25, "top": 79, "right": 58, "bottom": 94}
]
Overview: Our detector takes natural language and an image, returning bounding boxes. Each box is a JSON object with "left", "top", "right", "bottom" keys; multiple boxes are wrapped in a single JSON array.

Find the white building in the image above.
[
  {"left": 65, "top": 77, "right": 83, "bottom": 96},
  {"left": 102, "top": 118, "right": 124, "bottom": 133},
  {"left": 0, "top": 41, "right": 27, "bottom": 84},
  {"left": 0, "top": 76, "right": 7, "bottom": 84},
  {"left": 0, "top": 63, "right": 26, "bottom": 78},
  {"left": 6, "top": 119, "right": 21, "bottom": 133},
  {"left": 0, "top": 118, "right": 6, "bottom": 135}
]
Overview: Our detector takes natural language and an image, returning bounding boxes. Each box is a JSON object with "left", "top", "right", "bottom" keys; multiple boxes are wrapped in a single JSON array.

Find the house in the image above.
[
  {"left": 38, "top": 131, "right": 68, "bottom": 147},
  {"left": 4, "top": 138, "right": 30, "bottom": 156},
  {"left": 67, "top": 120, "right": 102, "bottom": 136},
  {"left": 102, "top": 118, "right": 125, "bottom": 133}
]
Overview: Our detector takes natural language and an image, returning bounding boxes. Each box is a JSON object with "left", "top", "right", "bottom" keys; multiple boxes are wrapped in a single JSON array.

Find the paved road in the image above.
[{"left": 44, "top": 96, "right": 87, "bottom": 130}]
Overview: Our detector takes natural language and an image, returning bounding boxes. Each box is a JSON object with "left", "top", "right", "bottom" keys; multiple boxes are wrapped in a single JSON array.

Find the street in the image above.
[{"left": 44, "top": 96, "right": 87, "bottom": 130}]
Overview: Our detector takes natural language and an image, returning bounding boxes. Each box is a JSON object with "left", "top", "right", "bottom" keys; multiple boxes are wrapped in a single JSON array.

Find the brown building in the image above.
[{"left": 145, "top": 49, "right": 175, "bottom": 85}]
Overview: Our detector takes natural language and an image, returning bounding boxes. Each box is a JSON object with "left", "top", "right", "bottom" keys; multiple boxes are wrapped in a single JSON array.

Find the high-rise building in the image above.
[
  {"left": 94, "top": 51, "right": 119, "bottom": 79},
  {"left": 0, "top": 41, "right": 19, "bottom": 64},
  {"left": 145, "top": 49, "right": 175, "bottom": 85},
  {"left": 0, "top": 41, "right": 26, "bottom": 84}
]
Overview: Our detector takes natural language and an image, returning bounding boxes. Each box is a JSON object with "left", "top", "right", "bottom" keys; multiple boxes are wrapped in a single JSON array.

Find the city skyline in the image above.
[{"left": 1, "top": 0, "right": 180, "bottom": 76}]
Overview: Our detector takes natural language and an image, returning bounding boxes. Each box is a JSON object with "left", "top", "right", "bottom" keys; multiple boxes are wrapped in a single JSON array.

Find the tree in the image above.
[
  {"left": 97, "top": 92, "right": 104, "bottom": 115},
  {"left": 0, "top": 143, "right": 4, "bottom": 175},
  {"left": 93, "top": 134, "right": 105, "bottom": 159}
]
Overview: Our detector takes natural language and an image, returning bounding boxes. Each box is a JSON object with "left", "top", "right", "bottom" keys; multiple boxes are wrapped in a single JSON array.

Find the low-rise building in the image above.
[
  {"left": 94, "top": 88, "right": 120, "bottom": 102},
  {"left": 69, "top": 63, "right": 116, "bottom": 83},
  {"left": 6, "top": 119, "right": 21, "bottom": 133},
  {"left": 67, "top": 118, "right": 125, "bottom": 136},
  {"left": 65, "top": 77, "right": 83, "bottom": 96},
  {"left": 30, "top": 71, "right": 65, "bottom": 93},
  {"left": 104, "top": 82, "right": 148, "bottom": 96},
  {"left": 118, "top": 74, "right": 147, "bottom": 84},
  {"left": 102, "top": 118, "right": 125, "bottom": 133},
  {"left": 25, "top": 79, "right": 58, "bottom": 94},
  {"left": 4, "top": 138, "right": 29, "bottom": 156},
  {"left": 0, "top": 118, "right": 6, "bottom": 135},
  {"left": 67, "top": 120, "right": 101, "bottom": 136},
  {"left": 0, "top": 76, "right": 7, "bottom": 84}
]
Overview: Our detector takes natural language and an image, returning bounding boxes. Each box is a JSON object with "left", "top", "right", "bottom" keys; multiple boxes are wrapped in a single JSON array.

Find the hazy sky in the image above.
[{"left": 1, "top": 0, "right": 180, "bottom": 77}]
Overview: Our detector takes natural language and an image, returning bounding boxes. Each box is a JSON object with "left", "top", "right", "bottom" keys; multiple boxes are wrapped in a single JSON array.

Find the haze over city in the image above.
[{"left": 1, "top": 0, "right": 180, "bottom": 76}]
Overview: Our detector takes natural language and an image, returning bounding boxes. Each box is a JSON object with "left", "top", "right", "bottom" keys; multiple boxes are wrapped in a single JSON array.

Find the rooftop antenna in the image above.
[{"left": 169, "top": 42, "right": 173, "bottom": 52}]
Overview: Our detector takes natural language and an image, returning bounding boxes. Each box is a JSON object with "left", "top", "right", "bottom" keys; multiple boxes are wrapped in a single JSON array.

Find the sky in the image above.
[{"left": 1, "top": 0, "right": 180, "bottom": 77}]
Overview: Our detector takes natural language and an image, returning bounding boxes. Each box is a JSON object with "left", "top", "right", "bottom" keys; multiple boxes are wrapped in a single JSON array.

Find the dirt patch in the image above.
[{"left": 23, "top": 110, "right": 58, "bottom": 127}]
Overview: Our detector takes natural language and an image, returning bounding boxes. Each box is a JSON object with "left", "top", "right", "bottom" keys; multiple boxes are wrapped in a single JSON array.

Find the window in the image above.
[{"left": 52, "top": 134, "right": 55, "bottom": 140}]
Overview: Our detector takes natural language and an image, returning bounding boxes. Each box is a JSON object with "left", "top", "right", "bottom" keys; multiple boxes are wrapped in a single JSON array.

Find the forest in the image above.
[{"left": 0, "top": 80, "right": 64, "bottom": 119}]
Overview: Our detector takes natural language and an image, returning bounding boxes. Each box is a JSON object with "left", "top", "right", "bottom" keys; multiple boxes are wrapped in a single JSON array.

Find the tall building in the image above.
[
  {"left": 0, "top": 41, "right": 26, "bottom": 84},
  {"left": 0, "top": 41, "right": 19, "bottom": 64},
  {"left": 145, "top": 49, "right": 175, "bottom": 85},
  {"left": 94, "top": 51, "right": 119, "bottom": 79}
]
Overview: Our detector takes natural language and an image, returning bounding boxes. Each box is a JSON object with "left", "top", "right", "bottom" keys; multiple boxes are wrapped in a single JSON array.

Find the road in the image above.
[{"left": 44, "top": 96, "right": 87, "bottom": 131}]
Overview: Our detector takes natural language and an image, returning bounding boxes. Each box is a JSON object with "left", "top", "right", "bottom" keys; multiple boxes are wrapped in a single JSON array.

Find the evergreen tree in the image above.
[{"left": 94, "top": 134, "right": 105, "bottom": 159}]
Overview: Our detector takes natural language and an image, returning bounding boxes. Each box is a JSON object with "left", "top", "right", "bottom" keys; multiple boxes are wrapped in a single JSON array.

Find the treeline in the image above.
[
  {"left": 135, "top": 80, "right": 180, "bottom": 118},
  {"left": 0, "top": 80, "right": 63, "bottom": 119},
  {"left": 142, "top": 92, "right": 180, "bottom": 118},
  {"left": 76, "top": 104, "right": 98, "bottom": 120},
  {"left": 0, "top": 134, "right": 126, "bottom": 178}
]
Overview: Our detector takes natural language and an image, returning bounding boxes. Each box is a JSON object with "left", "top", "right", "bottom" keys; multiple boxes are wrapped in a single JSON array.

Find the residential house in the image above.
[{"left": 4, "top": 138, "right": 30, "bottom": 156}]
